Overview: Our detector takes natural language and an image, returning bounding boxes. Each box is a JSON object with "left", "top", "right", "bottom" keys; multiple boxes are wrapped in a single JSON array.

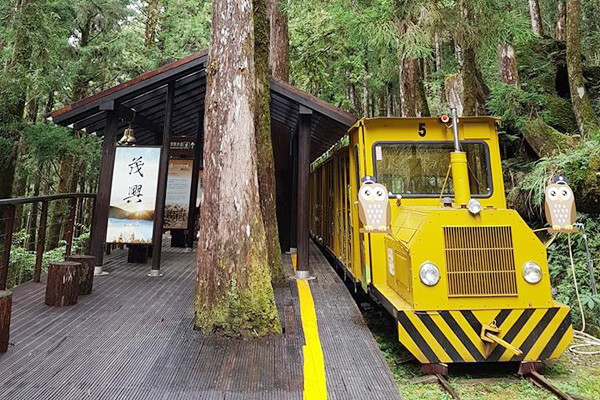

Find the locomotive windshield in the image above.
[{"left": 373, "top": 142, "right": 492, "bottom": 197}]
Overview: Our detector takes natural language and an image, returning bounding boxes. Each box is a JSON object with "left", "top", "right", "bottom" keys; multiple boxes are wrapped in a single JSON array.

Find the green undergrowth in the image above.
[
  {"left": 358, "top": 297, "right": 600, "bottom": 400},
  {"left": 6, "top": 228, "right": 90, "bottom": 289}
]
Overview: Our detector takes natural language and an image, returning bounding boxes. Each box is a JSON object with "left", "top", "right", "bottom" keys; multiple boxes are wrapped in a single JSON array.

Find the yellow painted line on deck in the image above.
[{"left": 291, "top": 255, "right": 327, "bottom": 400}]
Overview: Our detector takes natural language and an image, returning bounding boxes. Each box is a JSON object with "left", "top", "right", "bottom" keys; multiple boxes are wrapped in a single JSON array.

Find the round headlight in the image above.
[
  {"left": 419, "top": 261, "right": 440, "bottom": 286},
  {"left": 467, "top": 199, "right": 482, "bottom": 215},
  {"left": 523, "top": 261, "right": 542, "bottom": 284}
]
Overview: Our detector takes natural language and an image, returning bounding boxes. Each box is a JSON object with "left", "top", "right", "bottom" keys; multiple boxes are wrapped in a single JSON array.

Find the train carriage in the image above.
[{"left": 310, "top": 115, "right": 573, "bottom": 368}]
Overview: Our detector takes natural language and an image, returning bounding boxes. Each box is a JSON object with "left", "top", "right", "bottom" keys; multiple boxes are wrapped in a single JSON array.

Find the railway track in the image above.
[{"left": 412, "top": 368, "right": 591, "bottom": 400}]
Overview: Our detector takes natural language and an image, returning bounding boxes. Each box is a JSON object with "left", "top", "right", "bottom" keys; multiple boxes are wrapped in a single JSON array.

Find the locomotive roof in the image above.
[{"left": 349, "top": 116, "right": 501, "bottom": 132}]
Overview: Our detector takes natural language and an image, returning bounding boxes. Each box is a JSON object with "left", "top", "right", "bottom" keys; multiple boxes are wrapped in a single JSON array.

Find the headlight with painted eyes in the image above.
[
  {"left": 419, "top": 261, "right": 440, "bottom": 286},
  {"left": 523, "top": 261, "right": 542, "bottom": 284}
]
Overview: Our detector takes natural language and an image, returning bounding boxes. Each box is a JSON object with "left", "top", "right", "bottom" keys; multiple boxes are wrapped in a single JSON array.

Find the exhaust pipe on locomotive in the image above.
[
  {"left": 448, "top": 109, "right": 483, "bottom": 215},
  {"left": 449, "top": 108, "right": 471, "bottom": 207}
]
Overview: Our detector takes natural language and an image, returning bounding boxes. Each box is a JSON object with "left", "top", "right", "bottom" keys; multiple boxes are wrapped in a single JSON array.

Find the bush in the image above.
[{"left": 6, "top": 228, "right": 90, "bottom": 289}]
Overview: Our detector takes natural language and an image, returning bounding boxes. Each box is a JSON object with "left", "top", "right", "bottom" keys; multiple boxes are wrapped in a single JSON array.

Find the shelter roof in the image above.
[{"left": 51, "top": 51, "right": 357, "bottom": 162}]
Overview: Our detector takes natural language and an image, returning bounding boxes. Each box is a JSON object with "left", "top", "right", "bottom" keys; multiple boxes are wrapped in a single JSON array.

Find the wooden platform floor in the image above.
[{"left": 0, "top": 241, "right": 400, "bottom": 399}]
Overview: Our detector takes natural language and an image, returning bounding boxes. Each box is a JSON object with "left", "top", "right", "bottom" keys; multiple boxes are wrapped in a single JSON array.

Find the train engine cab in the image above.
[{"left": 310, "top": 115, "right": 573, "bottom": 366}]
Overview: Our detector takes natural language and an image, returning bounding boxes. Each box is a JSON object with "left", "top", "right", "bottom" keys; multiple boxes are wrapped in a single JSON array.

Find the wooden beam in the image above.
[
  {"left": 290, "top": 131, "right": 298, "bottom": 251},
  {"left": 151, "top": 81, "right": 176, "bottom": 275},
  {"left": 90, "top": 110, "right": 118, "bottom": 267},
  {"left": 295, "top": 107, "right": 312, "bottom": 278},
  {"left": 100, "top": 100, "right": 163, "bottom": 136},
  {"left": 186, "top": 113, "right": 202, "bottom": 249}
]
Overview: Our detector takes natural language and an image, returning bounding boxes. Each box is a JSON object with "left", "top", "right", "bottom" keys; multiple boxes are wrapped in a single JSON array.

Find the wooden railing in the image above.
[{"left": 0, "top": 194, "right": 96, "bottom": 290}]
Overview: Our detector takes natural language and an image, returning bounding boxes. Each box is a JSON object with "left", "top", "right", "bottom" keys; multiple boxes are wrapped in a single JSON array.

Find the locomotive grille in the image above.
[{"left": 443, "top": 226, "right": 518, "bottom": 297}]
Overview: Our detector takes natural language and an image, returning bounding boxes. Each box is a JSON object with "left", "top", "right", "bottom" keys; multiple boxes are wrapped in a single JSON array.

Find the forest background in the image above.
[{"left": 0, "top": 0, "right": 599, "bottom": 331}]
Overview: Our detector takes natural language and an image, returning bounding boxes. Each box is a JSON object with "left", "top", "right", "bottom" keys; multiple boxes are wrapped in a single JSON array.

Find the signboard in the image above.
[
  {"left": 170, "top": 137, "right": 195, "bottom": 158},
  {"left": 165, "top": 159, "right": 193, "bottom": 229},
  {"left": 106, "top": 147, "right": 161, "bottom": 244}
]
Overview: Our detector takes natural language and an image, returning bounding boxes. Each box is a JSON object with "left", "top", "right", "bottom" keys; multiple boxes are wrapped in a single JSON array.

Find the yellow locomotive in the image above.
[{"left": 310, "top": 114, "right": 573, "bottom": 367}]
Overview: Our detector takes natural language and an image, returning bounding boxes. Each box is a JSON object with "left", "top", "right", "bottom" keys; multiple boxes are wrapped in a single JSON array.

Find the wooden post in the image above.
[
  {"left": 87, "top": 196, "right": 96, "bottom": 255},
  {"left": 0, "top": 205, "right": 15, "bottom": 291},
  {"left": 64, "top": 197, "right": 78, "bottom": 256},
  {"left": 45, "top": 261, "right": 80, "bottom": 307},
  {"left": 186, "top": 113, "right": 202, "bottom": 249},
  {"left": 289, "top": 132, "right": 298, "bottom": 252},
  {"left": 151, "top": 81, "right": 175, "bottom": 276},
  {"left": 295, "top": 107, "right": 312, "bottom": 279},
  {"left": 90, "top": 110, "right": 119, "bottom": 268},
  {"left": 0, "top": 290, "right": 11, "bottom": 354},
  {"left": 66, "top": 255, "right": 95, "bottom": 295},
  {"left": 33, "top": 200, "right": 49, "bottom": 283}
]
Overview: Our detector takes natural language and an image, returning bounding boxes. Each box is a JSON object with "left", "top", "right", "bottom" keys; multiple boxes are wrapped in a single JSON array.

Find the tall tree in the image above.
[
  {"left": 499, "top": 43, "right": 519, "bottom": 87},
  {"left": 455, "top": 0, "right": 489, "bottom": 116},
  {"left": 566, "top": 0, "right": 599, "bottom": 137},
  {"left": 528, "top": 0, "right": 543, "bottom": 36},
  {"left": 393, "top": 1, "right": 430, "bottom": 117},
  {"left": 498, "top": 2, "right": 519, "bottom": 87},
  {"left": 556, "top": 0, "right": 566, "bottom": 41},
  {"left": 145, "top": 0, "right": 160, "bottom": 47},
  {"left": 269, "top": 0, "right": 289, "bottom": 82},
  {"left": 195, "top": 0, "right": 281, "bottom": 336},
  {"left": 254, "top": 0, "right": 285, "bottom": 283},
  {"left": 0, "top": 0, "right": 33, "bottom": 200}
]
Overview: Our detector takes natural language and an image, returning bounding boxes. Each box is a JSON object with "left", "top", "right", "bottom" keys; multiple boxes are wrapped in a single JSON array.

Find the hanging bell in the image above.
[{"left": 118, "top": 127, "right": 137, "bottom": 146}]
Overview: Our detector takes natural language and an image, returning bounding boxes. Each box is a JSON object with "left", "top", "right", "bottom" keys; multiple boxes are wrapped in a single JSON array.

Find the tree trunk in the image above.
[
  {"left": 12, "top": 137, "right": 28, "bottom": 231},
  {"left": 399, "top": 58, "right": 429, "bottom": 117},
  {"left": 444, "top": 74, "right": 464, "bottom": 116},
  {"left": 461, "top": 47, "right": 489, "bottom": 116},
  {"left": 27, "top": 171, "right": 41, "bottom": 251},
  {"left": 0, "top": 291, "right": 11, "bottom": 354},
  {"left": 44, "top": 89, "right": 55, "bottom": 118},
  {"left": 386, "top": 84, "right": 393, "bottom": 117},
  {"left": 268, "top": 0, "right": 289, "bottom": 82},
  {"left": 566, "top": 0, "right": 599, "bottom": 137},
  {"left": 529, "top": 0, "right": 543, "bottom": 36},
  {"left": 499, "top": 43, "right": 519, "bottom": 87},
  {"left": 61, "top": 157, "right": 82, "bottom": 243},
  {"left": 556, "top": 0, "right": 566, "bottom": 41},
  {"left": 435, "top": 33, "right": 442, "bottom": 72},
  {"left": 145, "top": 0, "right": 160, "bottom": 48},
  {"left": 45, "top": 261, "right": 80, "bottom": 307},
  {"left": 254, "top": 0, "right": 284, "bottom": 284},
  {"left": 362, "top": 69, "right": 370, "bottom": 117},
  {"left": 0, "top": 0, "right": 31, "bottom": 202},
  {"left": 47, "top": 156, "right": 74, "bottom": 249},
  {"left": 195, "top": 0, "right": 281, "bottom": 337}
]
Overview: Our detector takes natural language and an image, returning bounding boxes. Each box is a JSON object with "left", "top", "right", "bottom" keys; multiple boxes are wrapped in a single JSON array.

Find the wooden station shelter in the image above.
[{"left": 51, "top": 51, "right": 357, "bottom": 278}]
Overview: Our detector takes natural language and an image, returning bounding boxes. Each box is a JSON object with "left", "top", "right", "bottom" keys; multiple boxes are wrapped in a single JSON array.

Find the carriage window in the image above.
[{"left": 373, "top": 142, "right": 492, "bottom": 197}]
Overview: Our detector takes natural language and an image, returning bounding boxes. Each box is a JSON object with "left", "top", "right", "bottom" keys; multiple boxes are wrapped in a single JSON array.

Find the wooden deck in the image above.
[{"left": 0, "top": 241, "right": 400, "bottom": 399}]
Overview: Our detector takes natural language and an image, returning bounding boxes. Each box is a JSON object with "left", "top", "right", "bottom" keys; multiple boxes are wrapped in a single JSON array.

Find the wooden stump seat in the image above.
[
  {"left": 66, "top": 255, "right": 95, "bottom": 295},
  {"left": 45, "top": 261, "right": 81, "bottom": 307},
  {"left": 0, "top": 290, "right": 12, "bottom": 353}
]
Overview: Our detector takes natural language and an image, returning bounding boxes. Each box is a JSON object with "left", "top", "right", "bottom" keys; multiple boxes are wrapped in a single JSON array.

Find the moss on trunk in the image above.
[
  {"left": 253, "top": 0, "right": 285, "bottom": 284},
  {"left": 521, "top": 119, "right": 576, "bottom": 158},
  {"left": 566, "top": 0, "right": 600, "bottom": 137}
]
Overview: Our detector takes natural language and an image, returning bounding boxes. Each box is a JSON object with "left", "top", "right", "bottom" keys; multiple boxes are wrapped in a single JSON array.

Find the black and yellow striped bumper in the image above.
[{"left": 397, "top": 305, "right": 573, "bottom": 363}]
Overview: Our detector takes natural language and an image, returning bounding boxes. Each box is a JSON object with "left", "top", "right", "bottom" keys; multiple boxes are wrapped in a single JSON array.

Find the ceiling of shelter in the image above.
[{"left": 51, "top": 52, "right": 357, "bottom": 162}]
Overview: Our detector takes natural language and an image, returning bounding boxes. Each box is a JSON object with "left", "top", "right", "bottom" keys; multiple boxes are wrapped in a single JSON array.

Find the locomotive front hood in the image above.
[{"left": 383, "top": 206, "right": 554, "bottom": 311}]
